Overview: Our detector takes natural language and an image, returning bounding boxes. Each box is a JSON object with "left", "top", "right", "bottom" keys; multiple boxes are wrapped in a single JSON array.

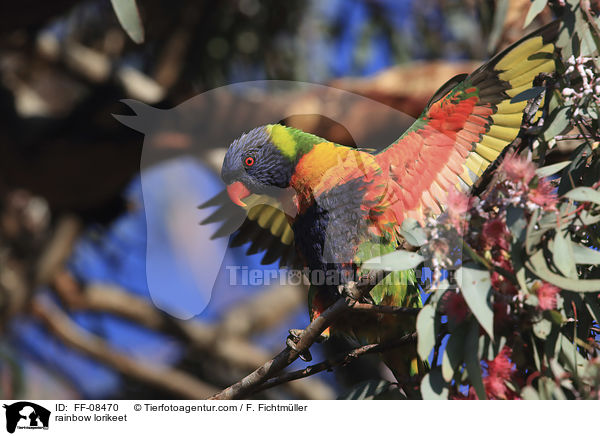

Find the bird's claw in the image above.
[
  {"left": 286, "top": 334, "right": 313, "bottom": 362},
  {"left": 286, "top": 328, "right": 329, "bottom": 361},
  {"left": 289, "top": 328, "right": 328, "bottom": 343}
]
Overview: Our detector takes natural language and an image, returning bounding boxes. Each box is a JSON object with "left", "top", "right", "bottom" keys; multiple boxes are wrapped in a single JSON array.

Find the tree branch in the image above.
[
  {"left": 250, "top": 332, "right": 417, "bottom": 395},
  {"left": 31, "top": 297, "right": 219, "bottom": 399},
  {"left": 208, "top": 270, "right": 390, "bottom": 400}
]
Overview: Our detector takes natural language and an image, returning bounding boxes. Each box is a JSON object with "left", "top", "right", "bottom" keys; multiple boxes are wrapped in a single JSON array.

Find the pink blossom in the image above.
[
  {"left": 536, "top": 282, "right": 561, "bottom": 311},
  {"left": 490, "top": 257, "right": 517, "bottom": 295},
  {"left": 481, "top": 218, "right": 510, "bottom": 251},
  {"left": 529, "top": 179, "right": 558, "bottom": 211},
  {"left": 500, "top": 154, "right": 536, "bottom": 185},
  {"left": 441, "top": 291, "right": 469, "bottom": 324},
  {"left": 483, "top": 346, "right": 515, "bottom": 399},
  {"left": 446, "top": 188, "right": 470, "bottom": 233}
]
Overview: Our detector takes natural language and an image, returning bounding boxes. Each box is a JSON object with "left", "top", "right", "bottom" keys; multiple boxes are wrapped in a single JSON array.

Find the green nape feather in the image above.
[{"left": 266, "top": 124, "right": 332, "bottom": 161}]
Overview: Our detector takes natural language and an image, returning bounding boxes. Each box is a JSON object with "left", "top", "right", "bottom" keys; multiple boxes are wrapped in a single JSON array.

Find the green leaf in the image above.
[
  {"left": 399, "top": 218, "right": 428, "bottom": 247},
  {"left": 362, "top": 250, "right": 424, "bottom": 271},
  {"left": 558, "top": 333, "right": 586, "bottom": 376},
  {"left": 543, "top": 107, "right": 571, "bottom": 142},
  {"left": 510, "top": 86, "right": 545, "bottom": 103},
  {"left": 416, "top": 304, "right": 436, "bottom": 362},
  {"left": 547, "top": 310, "right": 565, "bottom": 325},
  {"left": 110, "top": 0, "right": 145, "bottom": 44},
  {"left": 455, "top": 266, "right": 494, "bottom": 339},
  {"left": 524, "top": 0, "right": 548, "bottom": 28},
  {"left": 527, "top": 250, "right": 600, "bottom": 292},
  {"left": 563, "top": 187, "right": 600, "bottom": 205},
  {"left": 578, "top": 21, "right": 597, "bottom": 57},
  {"left": 464, "top": 319, "right": 486, "bottom": 400},
  {"left": 552, "top": 230, "right": 577, "bottom": 278},
  {"left": 535, "top": 161, "right": 571, "bottom": 178},
  {"left": 533, "top": 317, "right": 552, "bottom": 339},
  {"left": 572, "top": 243, "right": 600, "bottom": 265},
  {"left": 521, "top": 385, "right": 540, "bottom": 400},
  {"left": 441, "top": 324, "right": 467, "bottom": 382},
  {"left": 488, "top": 0, "right": 509, "bottom": 52},
  {"left": 506, "top": 207, "right": 528, "bottom": 292},
  {"left": 506, "top": 206, "right": 527, "bottom": 242},
  {"left": 489, "top": 335, "right": 507, "bottom": 361},
  {"left": 337, "top": 379, "right": 404, "bottom": 400},
  {"left": 584, "top": 293, "right": 600, "bottom": 323},
  {"left": 420, "top": 367, "right": 448, "bottom": 400},
  {"left": 579, "top": 210, "right": 600, "bottom": 225},
  {"left": 530, "top": 335, "right": 541, "bottom": 370}
]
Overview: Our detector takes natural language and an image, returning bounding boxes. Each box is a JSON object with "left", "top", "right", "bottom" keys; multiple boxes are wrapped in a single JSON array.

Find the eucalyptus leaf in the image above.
[
  {"left": 416, "top": 304, "right": 436, "bottom": 362},
  {"left": 510, "top": 86, "right": 545, "bottom": 104},
  {"left": 421, "top": 367, "right": 448, "bottom": 400},
  {"left": 110, "top": 0, "right": 145, "bottom": 44},
  {"left": 552, "top": 230, "right": 577, "bottom": 278},
  {"left": 543, "top": 107, "right": 571, "bottom": 142},
  {"left": 337, "top": 379, "right": 400, "bottom": 400},
  {"left": 536, "top": 161, "right": 571, "bottom": 178},
  {"left": 578, "top": 20, "right": 597, "bottom": 57},
  {"left": 455, "top": 266, "right": 494, "bottom": 339},
  {"left": 441, "top": 325, "right": 467, "bottom": 382},
  {"left": 547, "top": 310, "right": 564, "bottom": 325},
  {"left": 521, "top": 386, "right": 540, "bottom": 400},
  {"left": 506, "top": 206, "right": 527, "bottom": 242},
  {"left": 362, "top": 250, "right": 424, "bottom": 271},
  {"left": 464, "top": 319, "right": 486, "bottom": 400},
  {"left": 533, "top": 317, "right": 552, "bottom": 339},
  {"left": 572, "top": 243, "right": 600, "bottom": 265},
  {"left": 527, "top": 250, "right": 600, "bottom": 292},
  {"left": 488, "top": 0, "right": 509, "bottom": 52},
  {"left": 399, "top": 218, "right": 428, "bottom": 247},
  {"left": 584, "top": 293, "right": 600, "bottom": 323},
  {"left": 524, "top": 0, "right": 548, "bottom": 28},
  {"left": 579, "top": 210, "right": 600, "bottom": 225},
  {"left": 563, "top": 187, "right": 600, "bottom": 205},
  {"left": 559, "top": 334, "right": 586, "bottom": 376}
]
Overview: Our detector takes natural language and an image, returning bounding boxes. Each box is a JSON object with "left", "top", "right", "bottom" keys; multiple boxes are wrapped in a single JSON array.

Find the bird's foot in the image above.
[{"left": 286, "top": 329, "right": 328, "bottom": 362}]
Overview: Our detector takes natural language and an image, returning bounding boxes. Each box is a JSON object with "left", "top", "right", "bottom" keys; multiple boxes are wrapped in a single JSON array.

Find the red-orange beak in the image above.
[{"left": 226, "top": 181, "right": 251, "bottom": 207}]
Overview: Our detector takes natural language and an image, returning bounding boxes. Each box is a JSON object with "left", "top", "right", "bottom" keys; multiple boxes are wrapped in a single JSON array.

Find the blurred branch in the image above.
[
  {"left": 49, "top": 274, "right": 333, "bottom": 399},
  {"left": 251, "top": 332, "right": 417, "bottom": 395},
  {"left": 51, "top": 273, "right": 268, "bottom": 370},
  {"left": 37, "top": 32, "right": 164, "bottom": 103},
  {"left": 31, "top": 298, "right": 219, "bottom": 399},
  {"left": 36, "top": 215, "right": 81, "bottom": 286},
  {"left": 208, "top": 270, "right": 390, "bottom": 400},
  {"left": 218, "top": 284, "right": 304, "bottom": 337},
  {"left": 19, "top": 211, "right": 330, "bottom": 398}
]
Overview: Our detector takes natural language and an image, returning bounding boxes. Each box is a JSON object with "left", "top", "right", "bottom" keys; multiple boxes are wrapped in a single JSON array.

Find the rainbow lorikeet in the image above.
[{"left": 202, "top": 22, "right": 559, "bottom": 388}]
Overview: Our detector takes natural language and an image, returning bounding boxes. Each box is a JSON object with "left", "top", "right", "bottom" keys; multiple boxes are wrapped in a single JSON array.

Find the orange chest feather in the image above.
[
  {"left": 289, "top": 142, "right": 402, "bottom": 239},
  {"left": 290, "top": 142, "right": 380, "bottom": 202}
]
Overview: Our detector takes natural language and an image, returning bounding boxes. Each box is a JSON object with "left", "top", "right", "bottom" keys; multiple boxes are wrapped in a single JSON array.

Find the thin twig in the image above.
[
  {"left": 555, "top": 134, "right": 595, "bottom": 141},
  {"left": 461, "top": 241, "right": 519, "bottom": 286},
  {"left": 251, "top": 333, "right": 417, "bottom": 395},
  {"left": 208, "top": 270, "right": 390, "bottom": 400}
]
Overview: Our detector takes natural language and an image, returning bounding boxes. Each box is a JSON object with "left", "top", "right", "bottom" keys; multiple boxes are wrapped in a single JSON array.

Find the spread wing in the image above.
[
  {"left": 376, "top": 21, "right": 560, "bottom": 223},
  {"left": 199, "top": 191, "right": 301, "bottom": 268}
]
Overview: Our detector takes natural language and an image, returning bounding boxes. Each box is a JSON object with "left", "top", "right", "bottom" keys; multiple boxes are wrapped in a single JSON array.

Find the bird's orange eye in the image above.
[{"left": 244, "top": 156, "right": 255, "bottom": 167}]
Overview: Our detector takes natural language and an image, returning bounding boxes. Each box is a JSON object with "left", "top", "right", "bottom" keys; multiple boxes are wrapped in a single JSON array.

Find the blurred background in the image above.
[{"left": 0, "top": 0, "right": 555, "bottom": 400}]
